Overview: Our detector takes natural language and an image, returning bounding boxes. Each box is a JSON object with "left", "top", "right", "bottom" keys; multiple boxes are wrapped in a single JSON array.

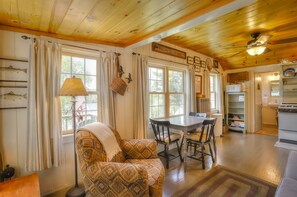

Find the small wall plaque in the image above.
[{"left": 152, "top": 42, "right": 186, "bottom": 59}]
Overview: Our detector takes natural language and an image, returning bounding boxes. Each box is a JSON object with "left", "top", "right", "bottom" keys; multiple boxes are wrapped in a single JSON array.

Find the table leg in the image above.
[
  {"left": 212, "top": 132, "right": 217, "bottom": 157},
  {"left": 182, "top": 129, "right": 188, "bottom": 170}
]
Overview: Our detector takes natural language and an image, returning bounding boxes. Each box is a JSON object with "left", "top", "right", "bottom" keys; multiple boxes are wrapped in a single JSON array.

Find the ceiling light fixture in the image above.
[{"left": 246, "top": 45, "right": 266, "bottom": 56}]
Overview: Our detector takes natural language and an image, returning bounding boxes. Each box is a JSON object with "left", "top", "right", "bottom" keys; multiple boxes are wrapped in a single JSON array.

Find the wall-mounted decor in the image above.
[
  {"left": 206, "top": 58, "right": 213, "bottom": 71},
  {"left": 195, "top": 75, "right": 202, "bottom": 94},
  {"left": 194, "top": 64, "right": 201, "bottom": 74},
  {"left": 213, "top": 59, "right": 219, "bottom": 68},
  {"left": 0, "top": 87, "right": 27, "bottom": 109},
  {"left": 201, "top": 60, "right": 206, "bottom": 68},
  {"left": 194, "top": 56, "right": 200, "bottom": 64},
  {"left": 0, "top": 59, "right": 28, "bottom": 82},
  {"left": 152, "top": 42, "right": 186, "bottom": 59},
  {"left": 187, "top": 56, "right": 194, "bottom": 65}
]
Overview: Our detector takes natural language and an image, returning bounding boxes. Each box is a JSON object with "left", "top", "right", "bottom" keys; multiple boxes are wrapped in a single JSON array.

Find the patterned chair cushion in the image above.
[
  {"left": 187, "top": 133, "right": 207, "bottom": 142},
  {"left": 122, "top": 139, "right": 158, "bottom": 159},
  {"left": 125, "top": 158, "right": 164, "bottom": 197},
  {"left": 159, "top": 132, "right": 182, "bottom": 143}
]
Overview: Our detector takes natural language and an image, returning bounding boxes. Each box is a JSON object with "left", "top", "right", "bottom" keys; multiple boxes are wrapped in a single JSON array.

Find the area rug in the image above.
[{"left": 173, "top": 165, "right": 277, "bottom": 197}]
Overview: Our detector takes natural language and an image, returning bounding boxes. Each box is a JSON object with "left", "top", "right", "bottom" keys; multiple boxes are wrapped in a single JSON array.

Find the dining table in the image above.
[{"left": 155, "top": 115, "right": 217, "bottom": 166}]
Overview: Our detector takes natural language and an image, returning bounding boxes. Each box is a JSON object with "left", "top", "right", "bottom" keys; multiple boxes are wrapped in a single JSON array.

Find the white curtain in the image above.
[
  {"left": 98, "top": 52, "right": 117, "bottom": 128},
  {"left": 27, "top": 39, "right": 62, "bottom": 171},
  {"left": 133, "top": 55, "right": 148, "bottom": 139},
  {"left": 204, "top": 69, "right": 211, "bottom": 98},
  {"left": 187, "top": 65, "right": 196, "bottom": 113},
  {"left": 218, "top": 74, "right": 224, "bottom": 114}
]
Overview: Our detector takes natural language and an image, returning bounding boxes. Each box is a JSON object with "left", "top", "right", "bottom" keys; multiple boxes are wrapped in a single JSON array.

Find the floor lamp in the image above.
[{"left": 59, "top": 76, "right": 88, "bottom": 197}]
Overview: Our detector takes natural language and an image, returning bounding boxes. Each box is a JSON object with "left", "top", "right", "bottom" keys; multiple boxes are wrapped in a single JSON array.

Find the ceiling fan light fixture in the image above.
[{"left": 246, "top": 45, "right": 266, "bottom": 56}]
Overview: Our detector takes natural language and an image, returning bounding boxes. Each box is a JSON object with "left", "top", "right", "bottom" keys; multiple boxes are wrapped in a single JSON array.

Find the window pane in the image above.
[
  {"left": 86, "top": 59, "right": 96, "bottom": 75},
  {"left": 149, "top": 94, "right": 165, "bottom": 118},
  {"left": 85, "top": 75, "right": 96, "bottom": 91},
  {"left": 169, "top": 94, "right": 184, "bottom": 116},
  {"left": 210, "top": 76, "right": 214, "bottom": 92},
  {"left": 72, "top": 57, "right": 85, "bottom": 74},
  {"left": 210, "top": 93, "right": 216, "bottom": 109},
  {"left": 169, "top": 70, "right": 183, "bottom": 93},
  {"left": 61, "top": 56, "right": 71, "bottom": 73},
  {"left": 149, "top": 67, "right": 164, "bottom": 92},
  {"left": 86, "top": 94, "right": 98, "bottom": 111},
  {"left": 61, "top": 96, "right": 73, "bottom": 132}
]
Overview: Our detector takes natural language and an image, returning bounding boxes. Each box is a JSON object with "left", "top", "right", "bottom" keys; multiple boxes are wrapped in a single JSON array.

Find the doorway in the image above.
[{"left": 254, "top": 71, "right": 280, "bottom": 137}]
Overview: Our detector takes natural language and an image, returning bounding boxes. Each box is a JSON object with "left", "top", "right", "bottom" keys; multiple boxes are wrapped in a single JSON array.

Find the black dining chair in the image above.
[
  {"left": 187, "top": 118, "right": 217, "bottom": 169},
  {"left": 188, "top": 112, "right": 207, "bottom": 133},
  {"left": 150, "top": 119, "right": 183, "bottom": 169}
]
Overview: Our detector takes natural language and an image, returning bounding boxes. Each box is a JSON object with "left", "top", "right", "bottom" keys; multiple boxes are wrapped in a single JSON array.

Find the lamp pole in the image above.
[{"left": 65, "top": 98, "right": 85, "bottom": 197}]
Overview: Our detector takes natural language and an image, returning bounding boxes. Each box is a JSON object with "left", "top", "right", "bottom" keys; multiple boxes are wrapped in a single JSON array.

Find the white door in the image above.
[{"left": 255, "top": 73, "right": 262, "bottom": 132}]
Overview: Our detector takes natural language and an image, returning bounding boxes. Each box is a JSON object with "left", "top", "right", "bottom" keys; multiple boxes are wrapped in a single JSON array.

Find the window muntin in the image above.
[{"left": 61, "top": 54, "right": 98, "bottom": 134}]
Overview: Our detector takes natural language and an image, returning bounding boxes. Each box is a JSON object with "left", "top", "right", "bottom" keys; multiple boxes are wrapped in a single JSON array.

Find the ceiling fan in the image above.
[
  {"left": 227, "top": 32, "right": 297, "bottom": 58},
  {"left": 246, "top": 32, "right": 272, "bottom": 56}
]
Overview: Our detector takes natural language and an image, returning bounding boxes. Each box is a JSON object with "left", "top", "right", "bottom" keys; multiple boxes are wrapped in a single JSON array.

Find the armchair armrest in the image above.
[
  {"left": 121, "top": 139, "right": 158, "bottom": 159},
  {"left": 85, "top": 162, "right": 149, "bottom": 196}
]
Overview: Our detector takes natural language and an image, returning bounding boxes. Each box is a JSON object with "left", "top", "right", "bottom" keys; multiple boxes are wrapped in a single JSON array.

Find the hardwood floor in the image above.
[
  {"left": 162, "top": 132, "right": 289, "bottom": 196},
  {"left": 47, "top": 132, "right": 289, "bottom": 197},
  {"left": 255, "top": 124, "right": 278, "bottom": 137}
]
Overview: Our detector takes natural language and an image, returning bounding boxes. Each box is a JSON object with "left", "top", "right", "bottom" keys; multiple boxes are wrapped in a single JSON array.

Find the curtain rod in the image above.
[
  {"left": 132, "top": 52, "right": 189, "bottom": 67},
  {"left": 62, "top": 44, "right": 121, "bottom": 56},
  {"left": 21, "top": 35, "right": 121, "bottom": 56}
]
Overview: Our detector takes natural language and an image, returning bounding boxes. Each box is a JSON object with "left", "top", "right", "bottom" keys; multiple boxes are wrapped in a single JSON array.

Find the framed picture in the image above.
[
  {"left": 0, "top": 59, "right": 28, "bottom": 82},
  {"left": 213, "top": 59, "right": 219, "bottom": 68},
  {"left": 195, "top": 75, "right": 202, "bottom": 94},
  {"left": 201, "top": 60, "right": 206, "bottom": 68},
  {"left": 187, "top": 56, "right": 194, "bottom": 65},
  {"left": 152, "top": 42, "right": 186, "bottom": 59},
  {"left": 194, "top": 64, "right": 201, "bottom": 74},
  {"left": 0, "top": 87, "right": 27, "bottom": 109},
  {"left": 194, "top": 56, "right": 200, "bottom": 64}
]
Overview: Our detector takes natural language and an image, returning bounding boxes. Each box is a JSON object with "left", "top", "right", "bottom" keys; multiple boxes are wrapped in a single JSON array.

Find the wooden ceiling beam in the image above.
[{"left": 125, "top": 0, "right": 256, "bottom": 49}]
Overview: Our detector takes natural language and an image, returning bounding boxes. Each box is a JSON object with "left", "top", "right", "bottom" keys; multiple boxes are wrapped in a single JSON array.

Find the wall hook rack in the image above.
[
  {"left": 126, "top": 73, "right": 132, "bottom": 83},
  {"left": 119, "top": 65, "right": 125, "bottom": 77}
]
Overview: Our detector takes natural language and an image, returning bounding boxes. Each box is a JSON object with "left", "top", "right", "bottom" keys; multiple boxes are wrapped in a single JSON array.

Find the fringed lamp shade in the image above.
[{"left": 59, "top": 77, "right": 88, "bottom": 96}]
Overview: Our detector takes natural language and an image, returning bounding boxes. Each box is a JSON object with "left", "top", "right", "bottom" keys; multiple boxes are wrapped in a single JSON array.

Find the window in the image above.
[
  {"left": 61, "top": 54, "right": 98, "bottom": 134},
  {"left": 148, "top": 64, "right": 185, "bottom": 119},
  {"left": 210, "top": 73, "right": 218, "bottom": 111}
]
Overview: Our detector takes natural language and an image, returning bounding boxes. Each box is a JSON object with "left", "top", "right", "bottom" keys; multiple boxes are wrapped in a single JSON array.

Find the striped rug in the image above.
[{"left": 173, "top": 165, "right": 277, "bottom": 197}]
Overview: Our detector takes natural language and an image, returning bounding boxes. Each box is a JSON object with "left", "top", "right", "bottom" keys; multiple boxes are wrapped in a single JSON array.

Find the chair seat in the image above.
[
  {"left": 159, "top": 132, "right": 182, "bottom": 143},
  {"left": 125, "top": 158, "right": 165, "bottom": 196},
  {"left": 187, "top": 133, "right": 207, "bottom": 142}
]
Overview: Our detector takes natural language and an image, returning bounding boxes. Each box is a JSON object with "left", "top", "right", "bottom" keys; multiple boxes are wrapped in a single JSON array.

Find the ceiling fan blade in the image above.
[
  {"left": 269, "top": 37, "right": 297, "bottom": 44},
  {"left": 257, "top": 34, "right": 272, "bottom": 44},
  {"left": 263, "top": 48, "right": 272, "bottom": 54},
  {"left": 229, "top": 50, "right": 245, "bottom": 58}
]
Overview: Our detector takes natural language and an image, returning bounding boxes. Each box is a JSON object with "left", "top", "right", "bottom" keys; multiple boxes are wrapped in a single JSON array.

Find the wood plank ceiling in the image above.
[
  {"left": 0, "top": 0, "right": 296, "bottom": 70},
  {"left": 0, "top": 0, "right": 231, "bottom": 47},
  {"left": 163, "top": 0, "right": 297, "bottom": 70}
]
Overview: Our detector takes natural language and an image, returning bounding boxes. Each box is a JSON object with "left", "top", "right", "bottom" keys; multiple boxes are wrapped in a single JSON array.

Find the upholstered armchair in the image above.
[{"left": 76, "top": 122, "right": 165, "bottom": 197}]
